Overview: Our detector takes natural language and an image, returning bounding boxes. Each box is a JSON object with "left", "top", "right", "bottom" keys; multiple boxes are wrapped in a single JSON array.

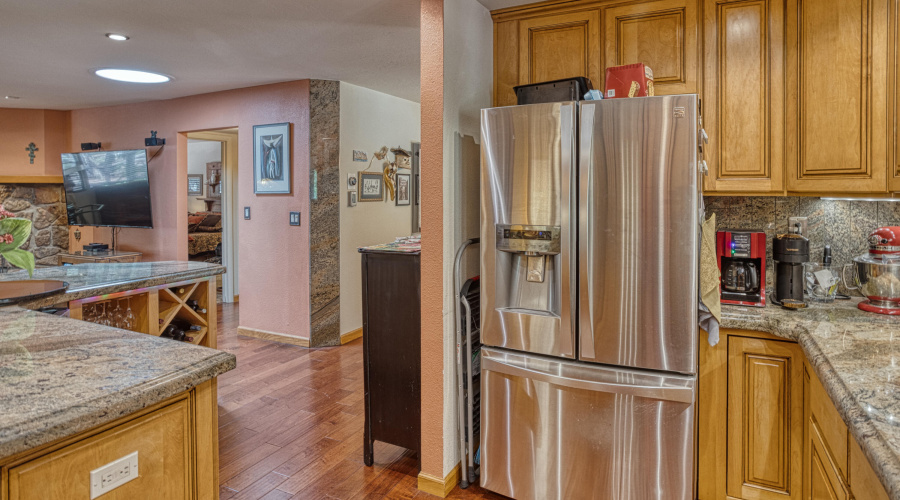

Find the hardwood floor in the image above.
[{"left": 216, "top": 302, "right": 506, "bottom": 500}]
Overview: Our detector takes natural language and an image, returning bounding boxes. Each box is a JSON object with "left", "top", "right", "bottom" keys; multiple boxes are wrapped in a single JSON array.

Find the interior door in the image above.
[{"left": 578, "top": 96, "right": 700, "bottom": 374}]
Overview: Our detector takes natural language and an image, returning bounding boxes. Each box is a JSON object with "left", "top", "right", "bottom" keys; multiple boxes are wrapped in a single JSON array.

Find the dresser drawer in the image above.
[{"left": 8, "top": 400, "right": 192, "bottom": 500}]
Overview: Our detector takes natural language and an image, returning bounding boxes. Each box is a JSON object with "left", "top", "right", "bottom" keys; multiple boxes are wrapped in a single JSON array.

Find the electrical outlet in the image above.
[
  {"left": 788, "top": 216, "right": 808, "bottom": 236},
  {"left": 90, "top": 451, "right": 138, "bottom": 499}
]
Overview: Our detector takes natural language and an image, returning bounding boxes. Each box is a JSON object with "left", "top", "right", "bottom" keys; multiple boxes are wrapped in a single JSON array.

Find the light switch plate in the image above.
[
  {"left": 788, "top": 216, "right": 808, "bottom": 236},
  {"left": 244, "top": 207, "right": 251, "bottom": 220},
  {"left": 289, "top": 211, "right": 301, "bottom": 226},
  {"left": 90, "top": 451, "right": 138, "bottom": 499}
]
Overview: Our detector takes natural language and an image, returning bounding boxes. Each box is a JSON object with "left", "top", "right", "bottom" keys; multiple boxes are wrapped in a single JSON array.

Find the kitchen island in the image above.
[
  {"left": 0, "top": 261, "right": 234, "bottom": 499},
  {"left": 700, "top": 299, "right": 900, "bottom": 500}
]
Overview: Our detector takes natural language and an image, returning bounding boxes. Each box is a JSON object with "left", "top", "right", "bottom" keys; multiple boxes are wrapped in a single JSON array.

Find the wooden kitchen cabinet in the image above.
[
  {"left": 849, "top": 437, "right": 891, "bottom": 500},
  {"left": 804, "top": 362, "right": 850, "bottom": 500},
  {"left": 702, "top": 0, "right": 785, "bottom": 193},
  {"left": 727, "top": 336, "right": 804, "bottom": 500},
  {"left": 602, "top": 0, "right": 700, "bottom": 96},
  {"left": 1, "top": 380, "right": 219, "bottom": 500},
  {"left": 785, "top": 0, "right": 891, "bottom": 193}
]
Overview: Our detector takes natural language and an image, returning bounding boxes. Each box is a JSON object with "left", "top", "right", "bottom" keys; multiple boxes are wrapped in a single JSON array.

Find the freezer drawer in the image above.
[{"left": 480, "top": 348, "right": 696, "bottom": 500}]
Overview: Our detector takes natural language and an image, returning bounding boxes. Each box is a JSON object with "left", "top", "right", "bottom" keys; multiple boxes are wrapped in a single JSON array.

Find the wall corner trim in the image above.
[
  {"left": 416, "top": 463, "right": 460, "bottom": 498},
  {"left": 236, "top": 326, "right": 310, "bottom": 347}
]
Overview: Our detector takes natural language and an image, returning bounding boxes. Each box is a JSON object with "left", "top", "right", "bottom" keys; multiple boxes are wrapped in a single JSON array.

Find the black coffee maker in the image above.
[{"left": 773, "top": 233, "right": 810, "bottom": 304}]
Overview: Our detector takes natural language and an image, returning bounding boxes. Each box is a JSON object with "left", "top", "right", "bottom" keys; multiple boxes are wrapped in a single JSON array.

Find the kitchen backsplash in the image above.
[{"left": 704, "top": 196, "right": 899, "bottom": 296}]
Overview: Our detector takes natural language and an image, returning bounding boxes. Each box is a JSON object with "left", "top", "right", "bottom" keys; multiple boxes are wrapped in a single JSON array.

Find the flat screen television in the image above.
[{"left": 61, "top": 149, "right": 153, "bottom": 228}]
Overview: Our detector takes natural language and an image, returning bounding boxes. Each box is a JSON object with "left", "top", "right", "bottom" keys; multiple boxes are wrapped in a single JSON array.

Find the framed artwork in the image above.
[
  {"left": 415, "top": 174, "right": 420, "bottom": 205},
  {"left": 187, "top": 174, "right": 203, "bottom": 196},
  {"left": 358, "top": 171, "right": 383, "bottom": 202},
  {"left": 253, "top": 122, "right": 291, "bottom": 194},
  {"left": 395, "top": 174, "right": 411, "bottom": 206}
]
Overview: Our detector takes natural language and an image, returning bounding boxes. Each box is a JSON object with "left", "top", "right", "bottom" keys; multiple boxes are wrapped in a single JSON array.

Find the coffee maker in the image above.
[
  {"left": 717, "top": 230, "right": 766, "bottom": 307},
  {"left": 773, "top": 232, "right": 810, "bottom": 304}
]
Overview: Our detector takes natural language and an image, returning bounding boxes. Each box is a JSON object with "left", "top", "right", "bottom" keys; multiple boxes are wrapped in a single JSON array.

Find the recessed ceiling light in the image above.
[
  {"left": 105, "top": 33, "right": 129, "bottom": 41},
  {"left": 94, "top": 69, "right": 170, "bottom": 84},
  {"left": 4, "top": 96, "right": 20, "bottom": 100}
]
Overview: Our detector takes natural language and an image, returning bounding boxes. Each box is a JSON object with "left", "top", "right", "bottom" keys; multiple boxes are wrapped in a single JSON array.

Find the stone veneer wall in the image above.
[
  {"left": 0, "top": 184, "right": 68, "bottom": 265},
  {"left": 704, "top": 196, "right": 895, "bottom": 296},
  {"left": 308, "top": 80, "right": 341, "bottom": 346}
]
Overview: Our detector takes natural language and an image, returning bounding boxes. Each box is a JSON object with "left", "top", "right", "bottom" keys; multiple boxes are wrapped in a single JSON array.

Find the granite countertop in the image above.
[
  {"left": 721, "top": 299, "right": 900, "bottom": 499},
  {"left": 0, "top": 261, "right": 225, "bottom": 309},
  {"left": 0, "top": 306, "right": 235, "bottom": 460}
]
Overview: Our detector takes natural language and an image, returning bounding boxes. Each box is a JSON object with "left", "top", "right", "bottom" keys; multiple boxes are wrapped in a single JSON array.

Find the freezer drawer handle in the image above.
[{"left": 483, "top": 356, "right": 694, "bottom": 404}]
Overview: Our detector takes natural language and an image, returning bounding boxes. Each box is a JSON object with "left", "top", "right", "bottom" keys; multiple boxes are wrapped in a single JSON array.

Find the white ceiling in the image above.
[
  {"left": 476, "top": 0, "right": 539, "bottom": 11},
  {"left": 0, "top": 0, "right": 421, "bottom": 110}
]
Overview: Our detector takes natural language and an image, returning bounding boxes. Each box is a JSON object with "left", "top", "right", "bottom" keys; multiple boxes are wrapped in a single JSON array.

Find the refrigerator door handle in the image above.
[{"left": 482, "top": 356, "right": 695, "bottom": 405}]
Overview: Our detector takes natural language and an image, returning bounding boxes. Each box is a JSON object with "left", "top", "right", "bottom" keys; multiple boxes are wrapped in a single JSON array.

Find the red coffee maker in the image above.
[{"left": 717, "top": 230, "right": 767, "bottom": 307}]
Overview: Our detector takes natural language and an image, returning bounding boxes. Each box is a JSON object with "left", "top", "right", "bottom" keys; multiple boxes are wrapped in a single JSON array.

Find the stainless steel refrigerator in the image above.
[{"left": 479, "top": 95, "right": 701, "bottom": 500}]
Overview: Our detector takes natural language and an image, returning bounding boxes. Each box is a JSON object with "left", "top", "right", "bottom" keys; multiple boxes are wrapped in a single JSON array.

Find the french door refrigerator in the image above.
[{"left": 479, "top": 95, "right": 701, "bottom": 500}]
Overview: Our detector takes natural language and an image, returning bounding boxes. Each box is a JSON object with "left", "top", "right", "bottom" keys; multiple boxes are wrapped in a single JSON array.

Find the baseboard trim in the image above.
[
  {"left": 237, "top": 326, "right": 309, "bottom": 347},
  {"left": 233, "top": 294, "right": 239, "bottom": 303},
  {"left": 340, "top": 327, "right": 363, "bottom": 345},
  {"left": 417, "top": 463, "right": 460, "bottom": 498}
]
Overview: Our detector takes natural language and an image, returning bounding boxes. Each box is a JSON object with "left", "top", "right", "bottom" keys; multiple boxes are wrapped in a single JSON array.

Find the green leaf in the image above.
[
  {"left": 0, "top": 218, "right": 32, "bottom": 252},
  {"left": 2, "top": 248, "right": 35, "bottom": 278}
]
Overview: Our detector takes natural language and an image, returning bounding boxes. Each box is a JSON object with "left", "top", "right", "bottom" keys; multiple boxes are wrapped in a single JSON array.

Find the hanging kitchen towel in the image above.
[{"left": 698, "top": 212, "right": 721, "bottom": 346}]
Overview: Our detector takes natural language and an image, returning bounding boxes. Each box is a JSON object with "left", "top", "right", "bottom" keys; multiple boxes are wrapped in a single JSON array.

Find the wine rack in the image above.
[{"left": 68, "top": 276, "right": 217, "bottom": 349}]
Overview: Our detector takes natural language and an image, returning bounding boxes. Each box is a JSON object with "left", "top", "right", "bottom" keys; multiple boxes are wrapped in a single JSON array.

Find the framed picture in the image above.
[
  {"left": 253, "top": 122, "right": 291, "bottom": 194},
  {"left": 415, "top": 174, "right": 420, "bottom": 205},
  {"left": 187, "top": 174, "right": 203, "bottom": 196},
  {"left": 395, "top": 174, "right": 411, "bottom": 206},
  {"left": 358, "top": 171, "right": 383, "bottom": 202},
  {"left": 348, "top": 191, "right": 358, "bottom": 207}
]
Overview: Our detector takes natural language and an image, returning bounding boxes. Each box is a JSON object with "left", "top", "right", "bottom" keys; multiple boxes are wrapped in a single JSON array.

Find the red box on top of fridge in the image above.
[{"left": 604, "top": 63, "right": 654, "bottom": 98}]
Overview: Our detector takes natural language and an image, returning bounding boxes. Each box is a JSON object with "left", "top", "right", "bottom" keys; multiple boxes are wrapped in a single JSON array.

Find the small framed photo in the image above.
[
  {"left": 348, "top": 191, "right": 358, "bottom": 207},
  {"left": 253, "top": 122, "right": 291, "bottom": 194},
  {"left": 358, "top": 172, "right": 383, "bottom": 202},
  {"left": 187, "top": 174, "right": 203, "bottom": 196},
  {"left": 395, "top": 174, "right": 411, "bottom": 206},
  {"left": 415, "top": 174, "right": 420, "bottom": 205}
]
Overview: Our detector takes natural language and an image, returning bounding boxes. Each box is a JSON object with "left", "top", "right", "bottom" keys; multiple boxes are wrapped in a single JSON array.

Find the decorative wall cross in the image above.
[{"left": 25, "top": 143, "right": 38, "bottom": 164}]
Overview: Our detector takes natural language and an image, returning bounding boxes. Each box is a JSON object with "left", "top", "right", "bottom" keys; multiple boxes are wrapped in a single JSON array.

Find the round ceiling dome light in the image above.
[
  {"left": 94, "top": 69, "right": 170, "bottom": 83},
  {"left": 105, "top": 33, "right": 129, "bottom": 41}
]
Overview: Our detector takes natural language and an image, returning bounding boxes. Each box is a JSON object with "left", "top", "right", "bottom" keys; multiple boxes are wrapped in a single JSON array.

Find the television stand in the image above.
[{"left": 58, "top": 250, "right": 143, "bottom": 265}]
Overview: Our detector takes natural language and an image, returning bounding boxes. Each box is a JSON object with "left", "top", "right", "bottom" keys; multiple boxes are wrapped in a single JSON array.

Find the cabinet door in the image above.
[
  {"left": 848, "top": 437, "right": 890, "bottom": 500},
  {"left": 518, "top": 10, "right": 601, "bottom": 88},
  {"left": 602, "top": 0, "right": 700, "bottom": 95},
  {"left": 702, "top": 0, "right": 784, "bottom": 193},
  {"left": 727, "top": 336, "right": 803, "bottom": 499},
  {"left": 495, "top": 20, "right": 520, "bottom": 107},
  {"left": 785, "top": 0, "right": 890, "bottom": 193},
  {"left": 804, "top": 366, "right": 850, "bottom": 500}
]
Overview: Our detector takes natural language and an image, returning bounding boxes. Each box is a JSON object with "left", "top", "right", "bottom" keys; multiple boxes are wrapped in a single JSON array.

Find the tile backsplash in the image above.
[{"left": 703, "top": 196, "right": 899, "bottom": 296}]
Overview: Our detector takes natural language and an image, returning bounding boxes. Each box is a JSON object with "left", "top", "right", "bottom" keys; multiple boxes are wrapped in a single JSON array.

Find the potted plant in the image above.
[{"left": 0, "top": 205, "right": 35, "bottom": 277}]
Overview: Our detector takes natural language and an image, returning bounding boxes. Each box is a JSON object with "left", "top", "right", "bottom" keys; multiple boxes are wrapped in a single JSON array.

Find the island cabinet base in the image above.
[
  {"left": 0, "top": 379, "right": 219, "bottom": 500},
  {"left": 698, "top": 328, "right": 889, "bottom": 500}
]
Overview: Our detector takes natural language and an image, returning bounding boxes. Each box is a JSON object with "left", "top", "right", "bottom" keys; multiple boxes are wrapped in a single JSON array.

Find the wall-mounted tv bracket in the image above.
[{"left": 144, "top": 130, "right": 165, "bottom": 162}]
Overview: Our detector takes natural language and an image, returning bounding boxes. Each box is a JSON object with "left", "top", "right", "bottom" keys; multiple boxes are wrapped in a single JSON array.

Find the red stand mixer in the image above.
[{"left": 845, "top": 226, "right": 900, "bottom": 314}]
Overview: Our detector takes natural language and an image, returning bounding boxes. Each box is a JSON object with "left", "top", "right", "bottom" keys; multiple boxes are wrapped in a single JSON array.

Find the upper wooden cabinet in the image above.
[
  {"left": 785, "top": 0, "right": 891, "bottom": 193},
  {"left": 602, "top": 0, "right": 700, "bottom": 95},
  {"left": 518, "top": 10, "right": 602, "bottom": 92},
  {"left": 702, "top": 0, "right": 785, "bottom": 193}
]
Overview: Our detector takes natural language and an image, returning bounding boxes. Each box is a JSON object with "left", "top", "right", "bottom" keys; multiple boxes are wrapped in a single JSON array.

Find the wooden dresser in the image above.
[{"left": 359, "top": 248, "right": 421, "bottom": 470}]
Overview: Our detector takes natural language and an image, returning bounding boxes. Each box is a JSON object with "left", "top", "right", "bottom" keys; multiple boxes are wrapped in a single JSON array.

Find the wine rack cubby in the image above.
[{"left": 68, "top": 276, "right": 217, "bottom": 348}]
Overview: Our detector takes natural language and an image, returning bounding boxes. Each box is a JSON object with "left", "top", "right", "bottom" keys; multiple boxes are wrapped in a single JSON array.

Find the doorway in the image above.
[{"left": 186, "top": 129, "right": 239, "bottom": 303}]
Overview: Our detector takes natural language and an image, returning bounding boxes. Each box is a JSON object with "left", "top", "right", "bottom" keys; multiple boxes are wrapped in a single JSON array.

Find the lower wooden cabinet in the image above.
[
  {"left": 699, "top": 329, "right": 890, "bottom": 500},
  {"left": 727, "top": 336, "right": 804, "bottom": 499},
  {"left": 1, "top": 380, "right": 219, "bottom": 500}
]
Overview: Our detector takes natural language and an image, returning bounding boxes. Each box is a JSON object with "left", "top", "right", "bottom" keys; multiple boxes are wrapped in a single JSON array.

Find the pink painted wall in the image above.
[
  {"left": 420, "top": 0, "right": 445, "bottom": 480},
  {"left": 0, "top": 108, "right": 70, "bottom": 177},
  {"left": 69, "top": 80, "right": 312, "bottom": 339}
]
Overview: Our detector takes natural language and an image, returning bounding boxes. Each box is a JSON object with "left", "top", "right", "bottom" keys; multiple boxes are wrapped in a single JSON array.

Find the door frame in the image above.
[{"left": 186, "top": 129, "right": 238, "bottom": 303}]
